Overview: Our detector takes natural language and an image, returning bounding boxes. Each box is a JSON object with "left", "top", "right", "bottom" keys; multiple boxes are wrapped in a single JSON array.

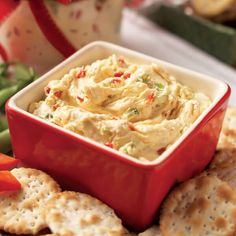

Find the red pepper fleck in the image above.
[
  {"left": 157, "top": 147, "right": 166, "bottom": 155},
  {"left": 76, "top": 69, "right": 86, "bottom": 79},
  {"left": 147, "top": 92, "right": 155, "bottom": 103},
  {"left": 128, "top": 123, "right": 136, "bottom": 131},
  {"left": 118, "top": 56, "right": 125, "bottom": 65},
  {"left": 45, "top": 86, "right": 51, "bottom": 94},
  {"left": 14, "top": 26, "right": 20, "bottom": 37},
  {"left": 77, "top": 96, "right": 84, "bottom": 102},
  {"left": 123, "top": 72, "right": 131, "bottom": 79},
  {"left": 111, "top": 79, "right": 122, "bottom": 84},
  {"left": 104, "top": 142, "right": 113, "bottom": 148},
  {"left": 52, "top": 104, "right": 59, "bottom": 110},
  {"left": 54, "top": 90, "right": 62, "bottom": 98},
  {"left": 114, "top": 72, "right": 124, "bottom": 77}
]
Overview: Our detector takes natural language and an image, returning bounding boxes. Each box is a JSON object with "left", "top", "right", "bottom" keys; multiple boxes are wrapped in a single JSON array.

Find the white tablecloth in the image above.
[{"left": 121, "top": 9, "right": 236, "bottom": 106}]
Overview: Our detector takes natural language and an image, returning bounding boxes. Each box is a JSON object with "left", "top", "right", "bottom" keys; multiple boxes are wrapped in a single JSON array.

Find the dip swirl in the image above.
[{"left": 30, "top": 55, "right": 211, "bottom": 161}]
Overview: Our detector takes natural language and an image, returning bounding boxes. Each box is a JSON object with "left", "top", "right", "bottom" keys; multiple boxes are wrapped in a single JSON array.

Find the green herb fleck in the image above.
[
  {"left": 101, "top": 127, "right": 110, "bottom": 135},
  {"left": 102, "top": 81, "right": 110, "bottom": 87},
  {"left": 45, "top": 113, "right": 53, "bottom": 119},
  {"left": 142, "top": 74, "right": 150, "bottom": 83},
  {"left": 155, "top": 82, "right": 164, "bottom": 91},
  {"left": 125, "top": 107, "right": 139, "bottom": 117},
  {"left": 136, "top": 77, "right": 143, "bottom": 82},
  {"left": 123, "top": 142, "right": 136, "bottom": 155},
  {"left": 136, "top": 74, "right": 150, "bottom": 84}
]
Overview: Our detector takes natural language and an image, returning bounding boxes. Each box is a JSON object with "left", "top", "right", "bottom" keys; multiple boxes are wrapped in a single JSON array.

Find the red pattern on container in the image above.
[
  {"left": 0, "top": 0, "right": 20, "bottom": 23},
  {"left": 57, "top": 0, "right": 72, "bottom": 4},
  {"left": 0, "top": 44, "right": 8, "bottom": 61},
  {"left": 29, "top": 0, "right": 76, "bottom": 58},
  {"left": 95, "top": 4, "right": 102, "bottom": 12},
  {"left": 125, "top": 0, "right": 145, "bottom": 8},
  {"left": 92, "top": 24, "right": 100, "bottom": 33}
]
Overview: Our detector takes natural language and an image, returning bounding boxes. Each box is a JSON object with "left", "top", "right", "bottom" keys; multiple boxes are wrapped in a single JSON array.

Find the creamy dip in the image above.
[{"left": 30, "top": 55, "right": 211, "bottom": 161}]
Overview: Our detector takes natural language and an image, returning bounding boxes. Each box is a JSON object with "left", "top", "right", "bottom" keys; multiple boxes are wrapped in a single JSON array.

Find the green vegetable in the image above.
[
  {"left": 0, "top": 114, "right": 8, "bottom": 131},
  {"left": 0, "top": 62, "right": 38, "bottom": 153},
  {"left": 151, "top": 4, "right": 236, "bottom": 65},
  {"left": 0, "top": 78, "right": 12, "bottom": 90},
  {"left": 0, "top": 64, "right": 12, "bottom": 89},
  {"left": 0, "top": 129, "right": 11, "bottom": 154},
  {"left": 14, "top": 63, "right": 38, "bottom": 82},
  {"left": 0, "top": 63, "right": 37, "bottom": 89},
  {"left": 0, "top": 106, "right": 5, "bottom": 114},
  {"left": 0, "top": 63, "right": 8, "bottom": 77},
  {"left": 0, "top": 62, "right": 38, "bottom": 109},
  {"left": 0, "top": 80, "right": 30, "bottom": 107}
]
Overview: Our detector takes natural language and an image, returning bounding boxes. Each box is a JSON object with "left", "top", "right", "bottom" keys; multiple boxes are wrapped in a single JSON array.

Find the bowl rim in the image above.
[{"left": 7, "top": 41, "right": 231, "bottom": 168}]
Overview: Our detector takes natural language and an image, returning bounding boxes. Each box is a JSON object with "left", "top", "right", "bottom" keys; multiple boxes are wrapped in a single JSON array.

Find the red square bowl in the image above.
[{"left": 6, "top": 41, "right": 230, "bottom": 231}]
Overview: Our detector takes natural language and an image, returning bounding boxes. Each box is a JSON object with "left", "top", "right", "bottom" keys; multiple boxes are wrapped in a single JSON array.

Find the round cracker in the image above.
[
  {"left": 44, "top": 191, "right": 127, "bottom": 236},
  {"left": 208, "top": 163, "right": 236, "bottom": 192},
  {"left": 210, "top": 149, "right": 236, "bottom": 169},
  {"left": 192, "top": 0, "right": 235, "bottom": 17},
  {"left": 138, "top": 225, "right": 161, "bottom": 236},
  {"left": 217, "top": 108, "right": 236, "bottom": 149},
  {"left": 0, "top": 168, "right": 61, "bottom": 235},
  {"left": 160, "top": 175, "right": 236, "bottom": 236}
]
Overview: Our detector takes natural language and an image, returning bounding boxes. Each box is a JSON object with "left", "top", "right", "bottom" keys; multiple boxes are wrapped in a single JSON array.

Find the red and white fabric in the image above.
[{"left": 0, "top": 0, "right": 123, "bottom": 74}]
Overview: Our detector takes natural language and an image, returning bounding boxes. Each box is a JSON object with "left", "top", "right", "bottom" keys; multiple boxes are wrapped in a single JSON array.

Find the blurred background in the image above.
[{"left": 0, "top": 0, "right": 236, "bottom": 154}]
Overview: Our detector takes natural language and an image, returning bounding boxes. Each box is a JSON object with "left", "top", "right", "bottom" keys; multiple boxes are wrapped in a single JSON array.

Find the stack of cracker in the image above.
[{"left": 0, "top": 168, "right": 129, "bottom": 236}]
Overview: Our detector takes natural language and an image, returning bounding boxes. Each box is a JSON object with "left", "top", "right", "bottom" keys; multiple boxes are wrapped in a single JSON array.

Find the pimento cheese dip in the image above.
[{"left": 30, "top": 55, "right": 211, "bottom": 161}]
